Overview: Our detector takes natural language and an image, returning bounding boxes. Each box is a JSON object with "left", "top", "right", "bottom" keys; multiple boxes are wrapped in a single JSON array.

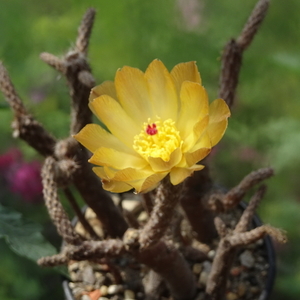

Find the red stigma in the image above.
[{"left": 146, "top": 123, "right": 158, "bottom": 135}]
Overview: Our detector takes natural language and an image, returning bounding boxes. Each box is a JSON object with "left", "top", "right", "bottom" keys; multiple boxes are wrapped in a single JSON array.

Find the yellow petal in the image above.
[
  {"left": 89, "top": 147, "right": 148, "bottom": 169},
  {"left": 182, "top": 116, "right": 209, "bottom": 152},
  {"left": 115, "top": 66, "right": 153, "bottom": 124},
  {"left": 92, "top": 166, "right": 109, "bottom": 180},
  {"left": 110, "top": 167, "right": 151, "bottom": 181},
  {"left": 207, "top": 119, "right": 228, "bottom": 147},
  {"left": 133, "top": 172, "right": 168, "bottom": 193},
  {"left": 209, "top": 98, "right": 231, "bottom": 124},
  {"left": 145, "top": 59, "right": 178, "bottom": 121},
  {"left": 101, "top": 167, "right": 167, "bottom": 193},
  {"left": 89, "top": 81, "right": 117, "bottom": 102},
  {"left": 185, "top": 130, "right": 212, "bottom": 167},
  {"left": 148, "top": 147, "right": 182, "bottom": 172},
  {"left": 170, "top": 61, "right": 201, "bottom": 94},
  {"left": 74, "top": 124, "right": 134, "bottom": 154},
  {"left": 177, "top": 81, "right": 209, "bottom": 144},
  {"left": 170, "top": 164, "right": 204, "bottom": 185},
  {"left": 89, "top": 95, "right": 139, "bottom": 149},
  {"left": 102, "top": 179, "right": 133, "bottom": 193},
  {"left": 185, "top": 148, "right": 211, "bottom": 167}
]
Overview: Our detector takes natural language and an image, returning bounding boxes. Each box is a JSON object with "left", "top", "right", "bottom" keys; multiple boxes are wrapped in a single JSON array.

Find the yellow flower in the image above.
[{"left": 74, "top": 59, "right": 230, "bottom": 193}]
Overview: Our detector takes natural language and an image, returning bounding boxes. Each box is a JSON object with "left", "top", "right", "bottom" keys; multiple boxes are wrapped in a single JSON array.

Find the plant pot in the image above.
[{"left": 62, "top": 203, "right": 276, "bottom": 300}]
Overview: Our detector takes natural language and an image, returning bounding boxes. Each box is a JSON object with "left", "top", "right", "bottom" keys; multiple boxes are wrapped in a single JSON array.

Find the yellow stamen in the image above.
[{"left": 133, "top": 119, "right": 181, "bottom": 162}]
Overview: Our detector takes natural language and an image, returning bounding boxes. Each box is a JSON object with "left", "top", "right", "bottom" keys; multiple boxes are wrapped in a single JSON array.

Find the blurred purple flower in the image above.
[
  {"left": 0, "top": 148, "right": 43, "bottom": 203},
  {"left": 0, "top": 148, "right": 22, "bottom": 171}
]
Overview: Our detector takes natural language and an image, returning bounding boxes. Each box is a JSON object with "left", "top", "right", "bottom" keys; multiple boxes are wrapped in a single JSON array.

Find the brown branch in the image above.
[
  {"left": 139, "top": 179, "right": 183, "bottom": 249},
  {"left": 38, "top": 252, "right": 68, "bottom": 267},
  {"left": 40, "top": 52, "right": 66, "bottom": 74},
  {"left": 54, "top": 137, "right": 129, "bottom": 238},
  {"left": 222, "top": 167, "right": 273, "bottom": 210},
  {"left": 235, "top": 184, "right": 267, "bottom": 232},
  {"left": 122, "top": 229, "right": 197, "bottom": 300},
  {"left": 205, "top": 238, "right": 235, "bottom": 300},
  {"left": 0, "top": 62, "right": 27, "bottom": 114},
  {"left": 38, "top": 239, "right": 126, "bottom": 267},
  {"left": 67, "top": 239, "right": 126, "bottom": 261},
  {"left": 181, "top": 166, "right": 217, "bottom": 243},
  {"left": 40, "top": 9, "right": 96, "bottom": 135},
  {"left": 230, "top": 225, "right": 287, "bottom": 247},
  {"left": 0, "top": 62, "right": 56, "bottom": 156},
  {"left": 42, "top": 156, "right": 81, "bottom": 245},
  {"left": 214, "top": 217, "right": 227, "bottom": 238},
  {"left": 63, "top": 187, "right": 100, "bottom": 240},
  {"left": 144, "top": 270, "right": 166, "bottom": 300},
  {"left": 218, "top": 39, "right": 243, "bottom": 108},
  {"left": 218, "top": 0, "right": 270, "bottom": 108},
  {"left": 122, "top": 209, "right": 140, "bottom": 229},
  {"left": 73, "top": 148, "right": 129, "bottom": 238},
  {"left": 75, "top": 8, "right": 96, "bottom": 55},
  {"left": 206, "top": 184, "right": 286, "bottom": 300},
  {"left": 64, "top": 9, "right": 97, "bottom": 135},
  {"left": 142, "top": 191, "right": 155, "bottom": 214},
  {"left": 237, "top": 0, "right": 270, "bottom": 50},
  {"left": 138, "top": 241, "right": 197, "bottom": 300},
  {"left": 65, "top": 50, "right": 94, "bottom": 135}
]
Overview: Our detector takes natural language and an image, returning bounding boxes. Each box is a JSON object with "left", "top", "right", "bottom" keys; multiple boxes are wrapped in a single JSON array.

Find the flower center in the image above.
[{"left": 133, "top": 118, "right": 181, "bottom": 162}]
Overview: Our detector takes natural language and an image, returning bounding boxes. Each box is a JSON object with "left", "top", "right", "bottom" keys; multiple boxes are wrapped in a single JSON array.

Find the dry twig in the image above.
[
  {"left": 208, "top": 167, "right": 274, "bottom": 212},
  {"left": 0, "top": 62, "right": 56, "bottom": 156},
  {"left": 219, "top": 0, "right": 270, "bottom": 107},
  {"left": 139, "top": 179, "right": 183, "bottom": 249},
  {"left": 42, "top": 156, "right": 81, "bottom": 245},
  {"left": 205, "top": 186, "right": 286, "bottom": 300}
]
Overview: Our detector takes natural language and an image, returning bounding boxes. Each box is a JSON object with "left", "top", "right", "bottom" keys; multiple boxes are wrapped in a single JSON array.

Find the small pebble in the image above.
[
  {"left": 202, "top": 261, "right": 212, "bottom": 273},
  {"left": 124, "top": 289, "right": 135, "bottom": 299},
  {"left": 240, "top": 250, "right": 255, "bottom": 268},
  {"left": 89, "top": 218, "right": 104, "bottom": 237},
  {"left": 81, "top": 295, "right": 91, "bottom": 300},
  {"left": 226, "top": 292, "right": 238, "bottom": 300},
  {"left": 69, "top": 282, "right": 76, "bottom": 289},
  {"left": 208, "top": 250, "right": 215, "bottom": 259},
  {"left": 230, "top": 266, "right": 242, "bottom": 277},
  {"left": 198, "top": 271, "right": 208, "bottom": 286},
  {"left": 72, "top": 287, "right": 85, "bottom": 298},
  {"left": 82, "top": 265, "right": 96, "bottom": 285},
  {"left": 137, "top": 211, "right": 148, "bottom": 223},
  {"left": 237, "top": 283, "right": 247, "bottom": 297},
  {"left": 107, "top": 284, "right": 124, "bottom": 295},
  {"left": 122, "top": 199, "right": 139, "bottom": 211},
  {"left": 75, "top": 222, "right": 88, "bottom": 238},
  {"left": 100, "top": 285, "right": 108, "bottom": 296},
  {"left": 98, "top": 297, "right": 109, "bottom": 300},
  {"left": 261, "top": 270, "right": 267, "bottom": 277},
  {"left": 89, "top": 290, "right": 101, "bottom": 299},
  {"left": 193, "top": 263, "right": 203, "bottom": 275},
  {"left": 85, "top": 285, "right": 95, "bottom": 292},
  {"left": 250, "top": 286, "right": 260, "bottom": 294},
  {"left": 85, "top": 207, "right": 97, "bottom": 219}
]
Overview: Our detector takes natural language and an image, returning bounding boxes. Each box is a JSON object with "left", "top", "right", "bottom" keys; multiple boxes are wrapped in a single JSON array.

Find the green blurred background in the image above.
[{"left": 0, "top": 0, "right": 299, "bottom": 299}]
